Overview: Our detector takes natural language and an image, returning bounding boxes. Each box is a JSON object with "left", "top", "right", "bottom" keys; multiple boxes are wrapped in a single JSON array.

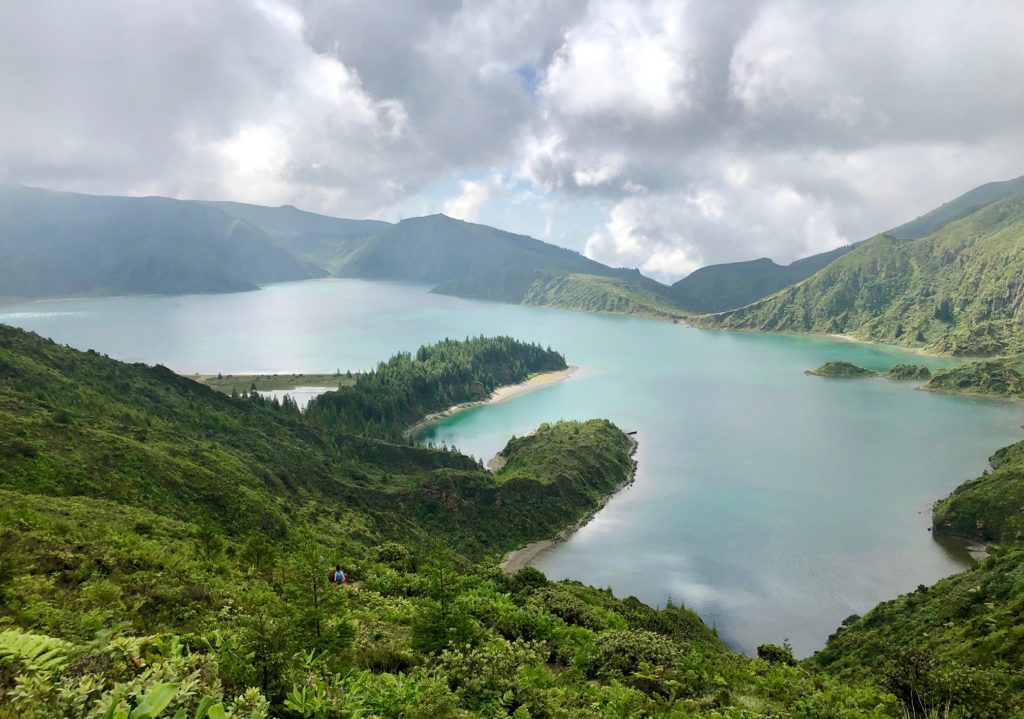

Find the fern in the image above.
[{"left": 0, "top": 629, "right": 73, "bottom": 676}]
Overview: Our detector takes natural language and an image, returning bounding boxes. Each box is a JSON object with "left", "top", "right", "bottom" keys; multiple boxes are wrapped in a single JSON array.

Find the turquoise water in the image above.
[{"left": 3, "top": 278, "right": 1021, "bottom": 656}]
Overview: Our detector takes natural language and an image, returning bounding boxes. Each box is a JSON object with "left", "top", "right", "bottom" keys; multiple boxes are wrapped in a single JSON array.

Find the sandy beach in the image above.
[{"left": 405, "top": 365, "right": 578, "bottom": 437}]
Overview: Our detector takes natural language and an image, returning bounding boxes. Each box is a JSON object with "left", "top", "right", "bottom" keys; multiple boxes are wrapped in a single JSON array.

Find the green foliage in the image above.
[
  {"left": 927, "top": 355, "right": 1024, "bottom": 397},
  {"left": 697, "top": 194, "right": 1024, "bottom": 356},
  {"left": 933, "top": 440, "right": 1024, "bottom": 542},
  {"left": 305, "top": 335, "right": 566, "bottom": 439},
  {"left": 756, "top": 642, "right": 796, "bottom": 666},
  {"left": 808, "top": 361, "right": 878, "bottom": 378},
  {"left": 886, "top": 363, "right": 932, "bottom": 381}
]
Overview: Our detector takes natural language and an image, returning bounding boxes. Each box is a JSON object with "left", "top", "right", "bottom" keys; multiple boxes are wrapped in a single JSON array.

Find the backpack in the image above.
[{"left": 334, "top": 569, "right": 345, "bottom": 583}]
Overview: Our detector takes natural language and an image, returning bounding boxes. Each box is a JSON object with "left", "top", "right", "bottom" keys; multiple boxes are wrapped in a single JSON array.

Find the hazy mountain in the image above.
[
  {"left": 696, "top": 194, "right": 1024, "bottom": 356},
  {"left": 331, "top": 213, "right": 626, "bottom": 283},
  {"left": 0, "top": 185, "right": 321, "bottom": 298},
  {"left": 203, "top": 200, "right": 390, "bottom": 273},
  {"left": 670, "top": 245, "right": 855, "bottom": 313}
]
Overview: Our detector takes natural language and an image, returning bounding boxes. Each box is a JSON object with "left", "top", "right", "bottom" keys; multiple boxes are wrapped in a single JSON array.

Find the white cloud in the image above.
[
  {"left": 3, "top": 0, "right": 1024, "bottom": 278},
  {"left": 540, "top": 0, "right": 696, "bottom": 121},
  {"left": 441, "top": 173, "right": 505, "bottom": 221}
]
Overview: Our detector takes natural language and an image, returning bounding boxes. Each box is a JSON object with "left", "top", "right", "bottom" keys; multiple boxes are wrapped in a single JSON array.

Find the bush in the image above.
[{"left": 757, "top": 642, "right": 796, "bottom": 666}]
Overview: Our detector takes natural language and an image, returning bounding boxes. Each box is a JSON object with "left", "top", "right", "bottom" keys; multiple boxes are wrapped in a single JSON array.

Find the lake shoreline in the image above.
[
  {"left": 500, "top": 435, "right": 639, "bottom": 573},
  {"left": 406, "top": 365, "right": 579, "bottom": 438}
]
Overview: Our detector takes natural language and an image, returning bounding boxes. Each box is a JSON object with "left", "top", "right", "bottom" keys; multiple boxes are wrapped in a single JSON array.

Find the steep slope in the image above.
[
  {"left": 933, "top": 440, "right": 1024, "bottom": 543},
  {"left": 671, "top": 175, "right": 1024, "bottom": 314},
  {"left": 0, "top": 185, "right": 320, "bottom": 297},
  {"left": 333, "top": 213, "right": 628, "bottom": 284},
  {"left": 889, "top": 174, "right": 1024, "bottom": 240},
  {"left": 203, "top": 200, "right": 390, "bottom": 273},
  {"left": 671, "top": 245, "right": 855, "bottom": 313},
  {"left": 696, "top": 195, "right": 1024, "bottom": 355}
]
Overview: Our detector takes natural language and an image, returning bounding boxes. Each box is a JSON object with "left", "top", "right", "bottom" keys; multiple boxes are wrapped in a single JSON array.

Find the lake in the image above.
[{"left": 3, "top": 278, "right": 1020, "bottom": 656}]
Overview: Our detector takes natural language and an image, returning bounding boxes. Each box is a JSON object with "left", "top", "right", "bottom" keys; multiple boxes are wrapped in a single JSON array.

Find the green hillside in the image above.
[
  {"left": 0, "top": 186, "right": 321, "bottom": 298},
  {"left": 433, "top": 269, "right": 687, "bottom": 319},
  {"left": 932, "top": 440, "right": 1024, "bottom": 544},
  {"left": 0, "top": 324, "right": 920, "bottom": 718},
  {"left": 889, "top": 174, "right": 1024, "bottom": 240},
  {"left": 671, "top": 246, "right": 855, "bottom": 314},
  {"left": 813, "top": 543, "right": 1024, "bottom": 716},
  {"left": 696, "top": 195, "right": 1024, "bottom": 356}
]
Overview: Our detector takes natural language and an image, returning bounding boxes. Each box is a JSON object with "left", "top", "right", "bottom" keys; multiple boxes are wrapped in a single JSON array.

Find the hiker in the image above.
[{"left": 328, "top": 564, "right": 347, "bottom": 584}]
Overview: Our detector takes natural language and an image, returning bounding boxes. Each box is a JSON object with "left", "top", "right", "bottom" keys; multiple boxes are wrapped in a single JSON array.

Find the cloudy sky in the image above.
[{"left": 3, "top": 1, "right": 1024, "bottom": 282}]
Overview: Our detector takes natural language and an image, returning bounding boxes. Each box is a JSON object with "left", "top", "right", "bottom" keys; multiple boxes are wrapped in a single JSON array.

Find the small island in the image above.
[
  {"left": 807, "top": 360, "right": 934, "bottom": 381},
  {"left": 806, "top": 360, "right": 878, "bottom": 378}
]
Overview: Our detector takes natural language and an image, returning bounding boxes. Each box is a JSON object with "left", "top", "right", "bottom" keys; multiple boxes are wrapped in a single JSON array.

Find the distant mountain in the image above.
[
  {"left": 695, "top": 194, "right": 1024, "bottom": 356},
  {"left": 203, "top": 200, "right": 390, "bottom": 273},
  {"left": 331, "top": 213, "right": 626, "bottom": 283},
  {"left": 2, "top": 186, "right": 682, "bottom": 319},
  {"left": 670, "top": 245, "right": 855, "bottom": 313},
  {"left": 888, "top": 174, "right": 1024, "bottom": 239},
  {"left": 0, "top": 185, "right": 321, "bottom": 298}
]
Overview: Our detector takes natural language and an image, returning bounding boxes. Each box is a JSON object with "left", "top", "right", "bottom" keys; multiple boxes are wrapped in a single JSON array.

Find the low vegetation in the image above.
[{"left": 926, "top": 355, "right": 1024, "bottom": 397}]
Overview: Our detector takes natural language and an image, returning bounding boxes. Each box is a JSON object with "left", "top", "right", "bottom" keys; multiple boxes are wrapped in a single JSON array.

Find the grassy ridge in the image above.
[{"left": 696, "top": 195, "right": 1024, "bottom": 356}]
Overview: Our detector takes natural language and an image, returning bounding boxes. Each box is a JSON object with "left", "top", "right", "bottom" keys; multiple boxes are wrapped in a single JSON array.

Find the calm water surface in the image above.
[{"left": 3, "top": 279, "right": 1021, "bottom": 656}]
